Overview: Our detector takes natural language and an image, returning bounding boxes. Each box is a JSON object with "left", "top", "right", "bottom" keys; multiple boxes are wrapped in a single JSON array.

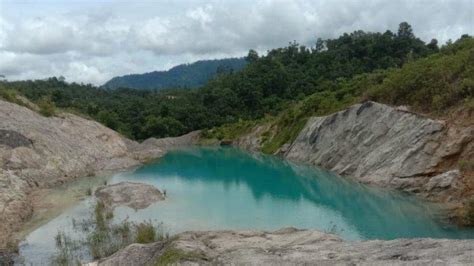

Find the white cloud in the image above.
[
  {"left": 0, "top": 0, "right": 472, "bottom": 85},
  {"left": 1, "top": 13, "right": 127, "bottom": 56},
  {"left": 66, "top": 62, "right": 103, "bottom": 84}
]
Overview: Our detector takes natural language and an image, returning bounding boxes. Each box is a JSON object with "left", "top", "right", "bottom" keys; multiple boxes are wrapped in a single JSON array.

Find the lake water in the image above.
[{"left": 18, "top": 146, "right": 474, "bottom": 264}]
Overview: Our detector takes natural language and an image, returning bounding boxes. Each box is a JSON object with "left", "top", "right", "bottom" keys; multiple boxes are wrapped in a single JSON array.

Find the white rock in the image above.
[
  {"left": 284, "top": 102, "right": 465, "bottom": 195},
  {"left": 425, "top": 170, "right": 460, "bottom": 191},
  {"left": 96, "top": 228, "right": 474, "bottom": 265},
  {"left": 95, "top": 182, "right": 165, "bottom": 210}
]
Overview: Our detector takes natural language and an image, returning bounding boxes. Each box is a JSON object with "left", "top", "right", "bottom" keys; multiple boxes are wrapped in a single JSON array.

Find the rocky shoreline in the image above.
[
  {"left": 0, "top": 99, "right": 198, "bottom": 257},
  {"left": 92, "top": 228, "right": 474, "bottom": 265}
]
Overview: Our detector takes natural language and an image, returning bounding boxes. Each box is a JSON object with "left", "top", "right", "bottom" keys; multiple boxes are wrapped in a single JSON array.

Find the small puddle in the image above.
[{"left": 18, "top": 175, "right": 112, "bottom": 240}]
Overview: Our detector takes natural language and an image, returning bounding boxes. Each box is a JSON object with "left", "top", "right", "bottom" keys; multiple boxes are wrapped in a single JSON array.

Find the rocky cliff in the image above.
[
  {"left": 0, "top": 99, "right": 198, "bottom": 250},
  {"left": 92, "top": 228, "right": 474, "bottom": 265},
  {"left": 281, "top": 101, "right": 473, "bottom": 201}
]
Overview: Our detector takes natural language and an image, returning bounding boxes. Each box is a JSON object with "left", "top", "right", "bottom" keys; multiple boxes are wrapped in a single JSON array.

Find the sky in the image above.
[{"left": 0, "top": 0, "right": 473, "bottom": 85}]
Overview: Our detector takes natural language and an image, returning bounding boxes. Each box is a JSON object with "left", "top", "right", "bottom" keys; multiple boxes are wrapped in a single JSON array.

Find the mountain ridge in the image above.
[{"left": 102, "top": 58, "right": 247, "bottom": 90}]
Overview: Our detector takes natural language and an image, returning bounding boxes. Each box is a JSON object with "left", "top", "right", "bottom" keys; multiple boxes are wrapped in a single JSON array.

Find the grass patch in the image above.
[
  {"left": 155, "top": 246, "right": 207, "bottom": 266},
  {"left": 0, "top": 87, "right": 18, "bottom": 103},
  {"left": 261, "top": 118, "right": 307, "bottom": 154},
  {"left": 260, "top": 90, "right": 359, "bottom": 154},
  {"left": 94, "top": 201, "right": 109, "bottom": 231},
  {"left": 200, "top": 119, "right": 262, "bottom": 142},
  {"left": 52, "top": 231, "right": 82, "bottom": 266},
  {"left": 0, "top": 86, "right": 30, "bottom": 109}
]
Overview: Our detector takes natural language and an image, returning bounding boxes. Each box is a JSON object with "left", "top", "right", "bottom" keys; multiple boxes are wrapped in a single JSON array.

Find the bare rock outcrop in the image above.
[
  {"left": 233, "top": 124, "right": 270, "bottom": 151},
  {"left": 0, "top": 99, "right": 197, "bottom": 250},
  {"left": 127, "top": 130, "right": 200, "bottom": 162},
  {"left": 95, "top": 182, "right": 165, "bottom": 210},
  {"left": 284, "top": 101, "right": 473, "bottom": 200},
  {"left": 94, "top": 228, "right": 474, "bottom": 265}
]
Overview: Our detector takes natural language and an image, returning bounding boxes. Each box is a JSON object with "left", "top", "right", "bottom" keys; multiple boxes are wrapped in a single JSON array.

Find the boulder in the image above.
[
  {"left": 94, "top": 182, "right": 165, "bottom": 210},
  {"left": 424, "top": 170, "right": 460, "bottom": 192}
]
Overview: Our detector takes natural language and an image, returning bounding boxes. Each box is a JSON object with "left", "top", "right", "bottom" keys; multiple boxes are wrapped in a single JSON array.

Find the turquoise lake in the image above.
[{"left": 18, "top": 146, "right": 474, "bottom": 264}]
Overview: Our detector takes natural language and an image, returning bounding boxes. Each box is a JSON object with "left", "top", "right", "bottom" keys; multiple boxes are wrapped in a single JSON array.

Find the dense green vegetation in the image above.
[
  {"left": 1, "top": 23, "right": 471, "bottom": 146},
  {"left": 366, "top": 37, "right": 474, "bottom": 112},
  {"left": 103, "top": 58, "right": 247, "bottom": 90},
  {"left": 209, "top": 35, "right": 473, "bottom": 153}
]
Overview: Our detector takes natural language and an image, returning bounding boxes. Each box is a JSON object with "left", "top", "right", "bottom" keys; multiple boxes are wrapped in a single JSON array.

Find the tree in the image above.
[
  {"left": 97, "top": 110, "right": 120, "bottom": 130},
  {"left": 315, "top": 38, "right": 325, "bottom": 52},
  {"left": 246, "top": 49, "right": 259, "bottom": 62},
  {"left": 427, "top": 39, "right": 439, "bottom": 52},
  {"left": 397, "top": 22, "right": 415, "bottom": 39},
  {"left": 143, "top": 115, "right": 185, "bottom": 137}
]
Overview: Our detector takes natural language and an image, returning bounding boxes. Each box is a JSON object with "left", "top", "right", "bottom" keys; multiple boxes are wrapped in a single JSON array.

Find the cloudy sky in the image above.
[{"left": 0, "top": 0, "right": 473, "bottom": 85}]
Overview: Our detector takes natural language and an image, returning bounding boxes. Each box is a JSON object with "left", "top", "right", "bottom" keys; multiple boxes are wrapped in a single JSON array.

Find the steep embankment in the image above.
[
  {"left": 285, "top": 101, "right": 473, "bottom": 200},
  {"left": 94, "top": 228, "right": 474, "bottom": 265},
  {"left": 233, "top": 101, "right": 474, "bottom": 218},
  {"left": 0, "top": 99, "right": 198, "bottom": 250}
]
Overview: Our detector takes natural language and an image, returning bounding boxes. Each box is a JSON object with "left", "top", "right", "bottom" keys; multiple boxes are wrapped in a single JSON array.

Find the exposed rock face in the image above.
[
  {"left": 233, "top": 124, "right": 270, "bottom": 151},
  {"left": 0, "top": 99, "right": 197, "bottom": 250},
  {"left": 0, "top": 130, "right": 33, "bottom": 148},
  {"left": 95, "top": 228, "right": 474, "bottom": 265},
  {"left": 95, "top": 182, "right": 165, "bottom": 210},
  {"left": 140, "top": 131, "right": 200, "bottom": 149},
  {"left": 285, "top": 101, "right": 473, "bottom": 199},
  {"left": 126, "top": 130, "right": 200, "bottom": 162},
  {"left": 88, "top": 242, "right": 166, "bottom": 266}
]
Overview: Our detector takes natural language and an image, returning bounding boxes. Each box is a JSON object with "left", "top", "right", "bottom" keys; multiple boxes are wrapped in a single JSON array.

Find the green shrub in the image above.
[
  {"left": 94, "top": 201, "right": 107, "bottom": 231},
  {"left": 135, "top": 222, "right": 156, "bottom": 244},
  {"left": 112, "top": 221, "right": 131, "bottom": 239},
  {"left": 0, "top": 88, "right": 17, "bottom": 103},
  {"left": 466, "top": 198, "right": 474, "bottom": 226},
  {"left": 38, "top": 96, "right": 56, "bottom": 117},
  {"left": 458, "top": 160, "right": 474, "bottom": 171}
]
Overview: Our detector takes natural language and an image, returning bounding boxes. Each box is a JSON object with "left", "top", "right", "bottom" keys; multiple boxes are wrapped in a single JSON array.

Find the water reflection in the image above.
[
  {"left": 19, "top": 146, "right": 474, "bottom": 264},
  {"left": 128, "top": 146, "right": 474, "bottom": 239}
]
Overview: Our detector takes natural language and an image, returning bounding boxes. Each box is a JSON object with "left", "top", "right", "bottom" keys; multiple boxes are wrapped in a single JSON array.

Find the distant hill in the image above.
[{"left": 103, "top": 58, "right": 247, "bottom": 90}]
